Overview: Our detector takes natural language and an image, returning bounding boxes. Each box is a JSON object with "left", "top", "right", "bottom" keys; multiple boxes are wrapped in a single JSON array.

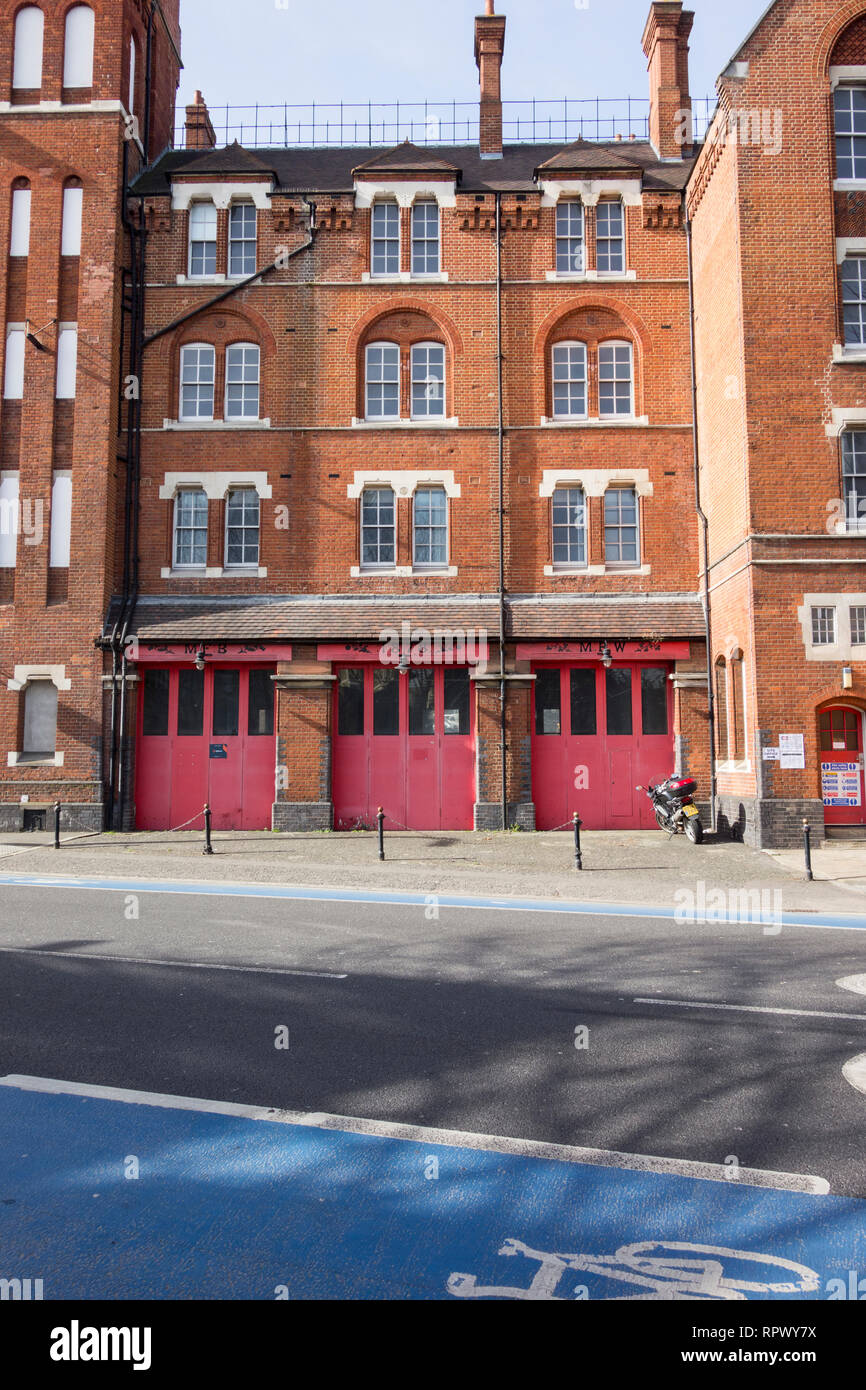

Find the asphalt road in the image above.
[{"left": 1, "top": 878, "right": 865, "bottom": 1198}]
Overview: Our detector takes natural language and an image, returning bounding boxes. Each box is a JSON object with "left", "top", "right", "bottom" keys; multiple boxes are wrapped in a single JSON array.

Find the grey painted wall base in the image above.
[
  {"left": 0, "top": 802, "right": 103, "bottom": 833},
  {"left": 272, "top": 801, "right": 332, "bottom": 832},
  {"left": 715, "top": 796, "right": 825, "bottom": 850},
  {"left": 474, "top": 801, "right": 536, "bottom": 831}
]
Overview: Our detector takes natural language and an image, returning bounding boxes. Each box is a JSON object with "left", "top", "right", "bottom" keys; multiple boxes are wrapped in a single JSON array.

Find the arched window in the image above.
[
  {"left": 714, "top": 657, "right": 729, "bottom": 760},
  {"left": 225, "top": 343, "right": 260, "bottom": 419},
  {"left": 551, "top": 342, "right": 587, "bottom": 419},
  {"left": 410, "top": 342, "right": 445, "bottom": 419},
  {"left": 365, "top": 342, "right": 400, "bottom": 419},
  {"left": 12, "top": 6, "right": 44, "bottom": 90},
  {"left": 729, "top": 653, "right": 746, "bottom": 762},
  {"left": 10, "top": 182, "right": 31, "bottom": 257},
  {"left": 179, "top": 344, "right": 215, "bottom": 420},
  {"left": 22, "top": 680, "right": 58, "bottom": 757},
  {"left": 598, "top": 339, "right": 633, "bottom": 417},
  {"left": 61, "top": 180, "right": 83, "bottom": 256},
  {"left": 63, "top": 5, "right": 95, "bottom": 88},
  {"left": 360, "top": 487, "right": 396, "bottom": 567},
  {"left": 128, "top": 35, "right": 137, "bottom": 115}
]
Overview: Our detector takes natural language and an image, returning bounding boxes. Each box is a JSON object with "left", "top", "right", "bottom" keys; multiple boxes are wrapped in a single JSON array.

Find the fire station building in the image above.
[{"left": 1, "top": 0, "right": 866, "bottom": 846}]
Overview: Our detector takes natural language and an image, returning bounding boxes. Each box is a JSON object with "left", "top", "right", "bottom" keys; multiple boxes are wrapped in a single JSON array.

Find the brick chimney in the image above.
[
  {"left": 475, "top": 3, "right": 507, "bottom": 159},
  {"left": 641, "top": 2, "right": 694, "bottom": 159},
  {"left": 185, "top": 90, "right": 216, "bottom": 150}
]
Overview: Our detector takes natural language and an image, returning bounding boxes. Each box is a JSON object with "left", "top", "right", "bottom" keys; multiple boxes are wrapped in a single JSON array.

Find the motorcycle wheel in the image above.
[
  {"left": 684, "top": 815, "right": 704, "bottom": 844},
  {"left": 654, "top": 807, "right": 671, "bottom": 832}
]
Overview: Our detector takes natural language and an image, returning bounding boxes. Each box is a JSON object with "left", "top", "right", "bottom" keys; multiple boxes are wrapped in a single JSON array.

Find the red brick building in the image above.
[{"left": 2, "top": 0, "right": 860, "bottom": 846}]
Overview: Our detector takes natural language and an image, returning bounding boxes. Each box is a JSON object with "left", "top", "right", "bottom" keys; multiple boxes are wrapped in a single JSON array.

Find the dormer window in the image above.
[
  {"left": 371, "top": 202, "right": 400, "bottom": 276},
  {"left": 189, "top": 203, "right": 217, "bottom": 278},
  {"left": 229, "top": 204, "right": 257, "bottom": 277},
  {"left": 596, "top": 201, "right": 625, "bottom": 274},
  {"left": 555, "top": 202, "right": 584, "bottom": 274},
  {"left": 411, "top": 200, "right": 440, "bottom": 275}
]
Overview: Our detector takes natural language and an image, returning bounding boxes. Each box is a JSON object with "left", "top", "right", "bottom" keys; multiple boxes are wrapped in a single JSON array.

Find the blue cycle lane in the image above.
[{"left": 1, "top": 1078, "right": 863, "bottom": 1300}]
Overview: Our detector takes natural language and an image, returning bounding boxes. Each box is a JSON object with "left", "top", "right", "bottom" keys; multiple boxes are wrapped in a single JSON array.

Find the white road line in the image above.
[
  {"left": 635, "top": 996, "right": 866, "bottom": 1022},
  {"left": 842, "top": 1053, "right": 866, "bottom": 1095},
  {"left": 0, "top": 945, "right": 346, "bottom": 980},
  {"left": 0, "top": 1074, "right": 829, "bottom": 1194},
  {"left": 837, "top": 974, "right": 866, "bottom": 996}
]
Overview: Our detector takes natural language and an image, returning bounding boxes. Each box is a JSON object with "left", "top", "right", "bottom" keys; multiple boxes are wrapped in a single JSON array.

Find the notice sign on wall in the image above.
[
  {"left": 779, "top": 733, "right": 806, "bottom": 769},
  {"left": 822, "top": 762, "right": 862, "bottom": 808}
]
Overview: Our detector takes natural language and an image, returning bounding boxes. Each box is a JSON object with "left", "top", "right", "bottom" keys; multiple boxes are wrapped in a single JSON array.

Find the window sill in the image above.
[
  {"left": 351, "top": 417, "right": 459, "bottom": 429},
  {"left": 544, "top": 269, "right": 636, "bottom": 282},
  {"left": 7, "top": 751, "right": 64, "bottom": 767},
  {"left": 541, "top": 416, "right": 648, "bottom": 428},
  {"left": 715, "top": 760, "right": 751, "bottom": 774},
  {"left": 176, "top": 274, "right": 227, "bottom": 286},
  {"left": 833, "top": 342, "right": 866, "bottom": 362},
  {"left": 833, "top": 520, "right": 866, "bottom": 535},
  {"left": 164, "top": 419, "right": 270, "bottom": 431},
  {"left": 544, "top": 564, "right": 606, "bottom": 577},
  {"left": 161, "top": 567, "right": 268, "bottom": 579},
  {"left": 834, "top": 180, "right": 866, "bottom": 192},
  {"left": 361, "top": 271, "right": 449, "bottom": 284},
  {"left": 350, "top": 566, "right": 458, "bottom": 578}
]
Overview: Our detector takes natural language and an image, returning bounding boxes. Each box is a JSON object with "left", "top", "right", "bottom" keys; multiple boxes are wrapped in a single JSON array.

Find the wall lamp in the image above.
[
  {"left": 194, "top": 646, "right": 206, "bottom": 672},
  {"left": 600, "top": 642, "right": 613, "bottom": 669},
  {"left": 843, "top": 666, "right": 854, "bottom": 690}
]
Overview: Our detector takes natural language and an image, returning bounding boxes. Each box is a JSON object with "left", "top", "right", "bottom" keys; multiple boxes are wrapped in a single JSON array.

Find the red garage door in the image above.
[
  {"left": 332, "top": 663, "right": 475, "bottom": 831},
  {"left": 135, "top": 665, "right": 276, "bottom": 831},
  {"left": 532, "top": 663, "right": 675, "bottom": 830}
]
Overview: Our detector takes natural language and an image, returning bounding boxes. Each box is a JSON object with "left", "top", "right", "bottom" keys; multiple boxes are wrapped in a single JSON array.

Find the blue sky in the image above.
[{"left": 175, "top": 0, "right": 771, "bottom": 127}]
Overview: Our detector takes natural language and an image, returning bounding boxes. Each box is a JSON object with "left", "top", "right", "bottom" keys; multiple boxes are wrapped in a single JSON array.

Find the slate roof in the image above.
[
  {"left": 111, "top": 593, "right": 705, "bottom": 643},
  {"left": 175, "top": 140, "right": 278, "bottom": 179},
  {"left": 352, "top": 141, "right": 462, "bottom": 177},
  {"left": 133, "top": 139, "right": 695, "bottom": 198}
]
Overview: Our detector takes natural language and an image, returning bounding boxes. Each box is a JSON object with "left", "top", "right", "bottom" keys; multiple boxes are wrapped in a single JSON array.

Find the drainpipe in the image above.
[
  {"left": 685, "top": 212, "right": 717, "bottom": 830},
  {"left": 495, "top": 192, "right": 507, "bottom": 830}
]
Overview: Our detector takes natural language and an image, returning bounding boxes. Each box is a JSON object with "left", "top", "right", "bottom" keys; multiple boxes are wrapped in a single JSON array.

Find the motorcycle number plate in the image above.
[{"left": 684, "top": 805, "right": 699, "bottom": 817}]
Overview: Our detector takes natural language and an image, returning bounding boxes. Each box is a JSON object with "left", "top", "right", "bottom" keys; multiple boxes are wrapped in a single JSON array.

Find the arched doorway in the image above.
[{"left": 819, "top": 703, "right": 866, "bottom": 830}]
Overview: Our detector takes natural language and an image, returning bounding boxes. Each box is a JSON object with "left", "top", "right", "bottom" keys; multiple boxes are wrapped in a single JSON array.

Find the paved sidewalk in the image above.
[{"left": 0, "top": 824, "right": 864, "bottom": 916}]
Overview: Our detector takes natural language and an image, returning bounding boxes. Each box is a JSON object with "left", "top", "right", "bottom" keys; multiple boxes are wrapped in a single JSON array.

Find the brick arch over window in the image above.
[
  {"left": 169, "top": 308, "right": 274, "bottom": 421},
  {"left": 542, "top": 303, "right": 644, "bottom": 420},
  {"left": 814, "top": 4, "right": 866, "bottom": 77},
  {"left": 354, "top": 308, "right": 456, "bottom": 420},
  {"left": 347, "top": 300, "right": 464, "bottom": 361}
]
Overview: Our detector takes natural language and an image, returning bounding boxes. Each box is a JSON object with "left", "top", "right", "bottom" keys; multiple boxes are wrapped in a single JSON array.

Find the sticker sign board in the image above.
[
  {"left": 779, "top": 733, "right": 805, "bottom": 769},
  {"left": 762, "top": 746, "right": 780, "bottom": 761},
  {"left": 822, "top": 761, "right": 862, "bottom": 808}
]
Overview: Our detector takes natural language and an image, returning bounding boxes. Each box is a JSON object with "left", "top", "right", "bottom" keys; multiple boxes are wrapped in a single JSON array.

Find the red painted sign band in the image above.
[{"left": 516, "top": 641, "right": 690, "bottom": 661}]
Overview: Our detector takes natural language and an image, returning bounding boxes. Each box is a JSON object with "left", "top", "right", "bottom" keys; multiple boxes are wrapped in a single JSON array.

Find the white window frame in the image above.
[
  {"left": 551, "top": 485, "right": 587, "bottom": 569},
  {"left": 841, "top": 256, "right": 866, "bottom": 346},
  {"left": 3, "top": 327, "right": 26, "bottom": 400},
  {"left": 228, "top": 203, "right": 257, "bottom": 278},
  {"left": 834, "top": 86, "right": 866, "bottom": 183},
  {"left": 811, "top": 605, "right": 837, "bottom": 646},
  {"left": 188, "top": 202, "right": 218, "bottom": 279},
  {"left": 61, "top": 186, "right": 83, "bottom": 257},
  {"left": 224, "top": 487, "right": 261, "bottom": 569},
  {"left": 596, "top": 199, "right": 625, "bottom": 274},
  {"left": 179, "top": 343, "right": 216, "bottom": 421},
  {"left": 851, "top": 605, "right": 866, "bottom": 646},
  {"left": 842, "top": 429, "right": 866, "bottom": 531},
  {"left": 598, "top": 339, "right": 634, "bottom": 418},
  {"left": 12, "top": 6, "right": 44, "bottom": 90},
  {"left": 10, "top": 189, "right": 31, "bottom": 257},
  {"left": 603, "top": 486, "right": 640, "bottom": 568},
  {"left": 412, "top": 485, "right": 449, "bottom": 569},
  {"left": 410, "top": 342, "right": 446, "bottom": 420},
  {"left": 365, "top": 341, "right": 401, "bottom": 420},
  {"left": 63, "top": 5, "right": 95, "bottom": 88},
  {"left": 0, "top": 472, "right": 20, "bottom": 569},
  {"left": 411, "top": 200, "right": 440, "bottom": 276},
  {"left": 551, "top": 342, "right": 588, "bottom": 420},
  {"left": 224, "top": 343, "right": 260, "bottom": 420},
  {"left": 555, "top": 201, "right": 584, "bottom": 275},
  {"left": 49, "top": 472, "right": 72, "bottom": 569},
  {"left": 173, "top": 488, "right": 209, "bottom": 569},
  {"left": 371, "top": 201, "right": 400, "bottom": 277},
  {"left": 360, "top": 486, "right": 397, "bottom": 569},
  {"left": 55, "top": 326, "right": 78, "bottom": 400}
]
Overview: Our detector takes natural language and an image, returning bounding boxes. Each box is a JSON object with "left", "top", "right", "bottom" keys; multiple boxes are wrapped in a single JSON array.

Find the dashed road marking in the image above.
[
  {"left": 634, "top": 996, "right": 866, "bottom": 1023},
  {"left": 0, "top": 945, "right": 347, "bottom": 980}
]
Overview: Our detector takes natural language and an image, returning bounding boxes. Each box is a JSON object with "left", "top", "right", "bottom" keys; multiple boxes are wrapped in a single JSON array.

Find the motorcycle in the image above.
[{"left": 637, "top": 776, "right": 704, "bottom": 844}]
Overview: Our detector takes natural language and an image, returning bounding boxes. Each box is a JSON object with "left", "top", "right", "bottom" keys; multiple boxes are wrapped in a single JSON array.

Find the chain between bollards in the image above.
[
  {"left": 573, "top": 812, "right": 583, "bottom": 871},
  {"left": 53, "top": 801, "right": 61, "bottom": 850},
  {"left": 203, "top": 803, "right": 214, "bottom": 856},
  {"left": 377, "top": 807, "right": 385, "bottom": 861},
  {"left": 802, "top": 819, "right": 813, "bottom": 882}
]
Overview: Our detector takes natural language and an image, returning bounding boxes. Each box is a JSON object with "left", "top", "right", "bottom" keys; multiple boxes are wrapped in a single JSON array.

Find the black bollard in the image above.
[
  {"left": 803, "top": 820, "right": 813, "bottom": 882},
  {"left": 573, "top": 812, "right": 583, "bottom": 871},
  {"left": 53, "top": 801, "right": 61, "bottom": 850},
  {"left": 377, "top": 807, "right": 385, "bottom": 861},
  {"left": 203, "top": 803, "right": 214, "bottom": 856}
]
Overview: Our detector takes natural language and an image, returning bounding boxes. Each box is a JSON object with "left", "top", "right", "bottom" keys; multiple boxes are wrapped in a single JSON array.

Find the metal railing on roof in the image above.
[{"left": 174, "top": 96, "right": 717, "bottom": 151}]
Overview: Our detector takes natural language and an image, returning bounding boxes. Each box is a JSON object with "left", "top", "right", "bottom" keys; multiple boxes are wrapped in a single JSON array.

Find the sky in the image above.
[{"left": 174, "top": 0, "right": 772, "bottom": 131}]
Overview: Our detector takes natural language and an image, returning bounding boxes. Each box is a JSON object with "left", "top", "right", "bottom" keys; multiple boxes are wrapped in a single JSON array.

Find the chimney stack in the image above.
[
  {"left": 185, "top": 90, "right": 216, "bottom": 150},
  {"left": 641, "top": 2, "right": 694, "bottom": 160},
  {"left": 475, "top": 4, "right": 507, "bottom": 159}
]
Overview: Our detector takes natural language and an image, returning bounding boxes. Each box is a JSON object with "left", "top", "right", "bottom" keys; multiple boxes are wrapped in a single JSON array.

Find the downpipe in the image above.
[{"left": 495, "top": 193, "right": 507, "bottom": 831}]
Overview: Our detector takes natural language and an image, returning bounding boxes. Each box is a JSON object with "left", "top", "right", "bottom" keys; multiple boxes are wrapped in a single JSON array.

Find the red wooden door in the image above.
[
  {"left": 820, "top": 706, "right": 866, "bottom": 826},
  {"left": 531, "top": 663, "right": 675, "bottom": 830},
  {"left": 332, "top": 664, "right": 474, "bottom": 830}
]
